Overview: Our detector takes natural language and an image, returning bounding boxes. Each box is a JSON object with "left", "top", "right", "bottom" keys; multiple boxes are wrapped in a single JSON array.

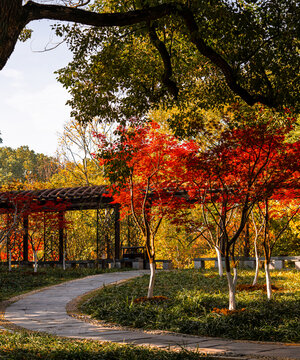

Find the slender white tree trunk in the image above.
[
  {"left": 233, "top": 267, "right": 238, "bottom": 290},
  {"left": 253, "top": 242, "right": 260, "bottom": 285},
  {"left": 251, "top": 210, "right": 261, "bottom": 286},
  {"left": 8, "top": 250, "right": 12, "bottom": 272},
  {"left": 226, "top": 271, "right": 236, "bottom": 310},
  {"left": 265, "top": 262, "right": 272, "bottom": 300},
  {"left": 215, "top": 246, "right": 223, "bottom": 277},
  {"left": 147, "top": 262, "right": 156, "bottom": 298},
  {"left": 33, "top": 250, "right": 38, "bottom": 273}
]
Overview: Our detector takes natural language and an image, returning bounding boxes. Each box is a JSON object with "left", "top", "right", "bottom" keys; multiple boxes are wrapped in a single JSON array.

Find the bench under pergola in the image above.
[{"left": 0, "top": 185, "right": 121, "bottom": 265}]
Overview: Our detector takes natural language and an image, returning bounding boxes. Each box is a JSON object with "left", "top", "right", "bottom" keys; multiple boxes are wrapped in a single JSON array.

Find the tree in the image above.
[
  {"left": 95, "top": 120, "right": 196, "bottom": 297},
  {"left": 253, "top": 199, "right": 300, "bottom": 299},
  {"left": 1, "top": 1, "right": 299, "bottom": 112},
  {"left": 56, "top": 118, "right": 110, "bottom": 186},
  {"left": 0, "top": 146, "right": 60, "bottom": 185},
  {"left": 186, "top": 111, "right": 300, "bottom": 309}
]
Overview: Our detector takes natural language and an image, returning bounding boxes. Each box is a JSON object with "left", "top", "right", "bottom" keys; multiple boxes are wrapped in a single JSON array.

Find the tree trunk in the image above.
[
  {"left": 263, "top": 199, "right": 272, "bottom": 299},
  {"left": 233, "top": 266, "right": 238, "bottom": 290},
  {"left": 215, "top": 246, "right": 223, "bottom": 277},
  {"left": 265, "top": 261, "right": 272, "bottom": 300},
  {"left": 0, "top": 0, "right": 27, "bottom": 70},
  {"left": 63, "top": 251, "right": 66, "bottom": 271},
  {"left": 147, "top": 260, "right": 155, "bottom": 298},
  {"left": 243, "top": 222, "right": 250, "bottom": 257},
  {"left": 225, "top": 252, "right": 236, "bottom": 310},
  {"left": 252, "top": 240, "right": 260, "bottom": 285},
  {"left": 33, "top": 250, "right": 38, "bottom": 273},
  {"left": 226, "top": 271, "right": 236, "bottom": 310}
]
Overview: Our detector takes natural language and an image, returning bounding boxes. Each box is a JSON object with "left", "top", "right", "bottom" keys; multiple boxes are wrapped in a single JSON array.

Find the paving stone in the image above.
[{"left": 255, "top": 347, "right": 300, "bottom": 357}]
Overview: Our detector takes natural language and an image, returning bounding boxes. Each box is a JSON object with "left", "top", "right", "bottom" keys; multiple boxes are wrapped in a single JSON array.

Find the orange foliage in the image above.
[{"left": 212, "top": 307, "right": 246, "bottom": 315}]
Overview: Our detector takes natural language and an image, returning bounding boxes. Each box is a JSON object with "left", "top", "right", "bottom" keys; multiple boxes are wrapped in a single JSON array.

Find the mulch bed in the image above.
[{"left": 236, "top": 284, "right": 282, "bottom": 292}]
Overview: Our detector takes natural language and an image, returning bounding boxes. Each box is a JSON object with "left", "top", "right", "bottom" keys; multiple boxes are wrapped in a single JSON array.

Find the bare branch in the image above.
[{"left": 32, "top": 38, "right": 66, "bottom": 52}]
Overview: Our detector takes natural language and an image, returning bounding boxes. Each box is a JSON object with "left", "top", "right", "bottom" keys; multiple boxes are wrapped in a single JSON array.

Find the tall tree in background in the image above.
[{"left": 56, "top": 118, "right": 111, "bottom": 186}]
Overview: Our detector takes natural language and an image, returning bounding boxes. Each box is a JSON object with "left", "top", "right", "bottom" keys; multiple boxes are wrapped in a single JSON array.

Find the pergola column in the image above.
[
  {"left": 96, "top": 208, "right": 99, "bottom": 261},
  {"left": 114, "top": 204, "right": 120, "bottom": 260},
  {"left": 58, "top": 211, "right": 65, "bottom": 264}
]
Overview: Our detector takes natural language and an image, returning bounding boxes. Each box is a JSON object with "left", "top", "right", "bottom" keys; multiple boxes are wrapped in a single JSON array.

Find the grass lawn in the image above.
[
  {"left": 81, "top": 269, "right": 300, "bottom": 343},
  {"left": 0, "top": 266, "right": 209, "bottom": 360},
  {"left": 0, "top": 332, "right": 208, "bottom": 360}
]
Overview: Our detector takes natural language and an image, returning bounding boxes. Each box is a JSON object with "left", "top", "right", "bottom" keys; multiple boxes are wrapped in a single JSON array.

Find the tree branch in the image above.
[
  {"left": 148, "top": 24, "right": 179, "bottom": 99},
  {"left": 23, "top": 1, "right": 176, "bottom": 27},
  {"left": 177, "top": 6, "right": 277, "bottom": 108}
]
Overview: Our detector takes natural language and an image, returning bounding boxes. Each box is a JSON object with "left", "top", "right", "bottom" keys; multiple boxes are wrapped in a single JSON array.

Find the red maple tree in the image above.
[
  {"left": 186, "top": 119, "right": 300, "bottom": 309},
  {"left": 96, "top": 120, "right": 197, "bottom": 297}
]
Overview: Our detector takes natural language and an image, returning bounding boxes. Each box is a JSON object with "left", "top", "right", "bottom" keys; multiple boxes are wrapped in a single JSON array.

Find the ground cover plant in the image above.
[
  {"left": 0, "top": 267, "right": 211, "bottom": 360},
  {"left": 0, "top": 332, "right": 209, "bottom": 360},
  {"left": 81, "top": 269, "right": 300, "bottom": 343}
]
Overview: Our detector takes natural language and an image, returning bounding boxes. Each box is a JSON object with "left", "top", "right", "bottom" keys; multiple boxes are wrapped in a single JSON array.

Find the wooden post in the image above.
[
  {"left": 58, "top": 211, "right": 64, "bottom": 264},
  {"left": 96, "top": 208, "right": 99, "bottom": 261},
  {"left": 106, "top": 233, "right": 110, "bottom": 259},
  {"left": 8, "top": 250, "right": 12, "bottom": 271},
  {"left": 6, "top": 214, "right": 9, "bottom": 264},
  {"left": 114, "top": 205, "right": 120, "bottom": 260},
  {"left": 63, "top": 251, "right": 66, "bottom": 270},
  {"left": 23, "top": 215, "right": 29, "bottom": 263},
  {"left": 43, "top": 212, "right": 46, "bottom": 261}
]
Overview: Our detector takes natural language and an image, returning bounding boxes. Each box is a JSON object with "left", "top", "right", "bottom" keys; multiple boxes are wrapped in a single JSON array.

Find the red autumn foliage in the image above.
[
  {"left": 95, "top": 121, "right": 197, "bottom": 297},
  {"left": 0, "top": 192, "right": 69, "bottom": 262},
  {"left": 185, "top": 121, "right": 300, "bottom": 262},
  {"left": 96, "top": 121, "right": 197, "bottom": 259}
]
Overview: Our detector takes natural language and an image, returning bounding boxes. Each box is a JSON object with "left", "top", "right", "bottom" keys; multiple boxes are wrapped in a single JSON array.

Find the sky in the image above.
[{"left": 0, "top": 19, "right": 73, "bottom": 157}]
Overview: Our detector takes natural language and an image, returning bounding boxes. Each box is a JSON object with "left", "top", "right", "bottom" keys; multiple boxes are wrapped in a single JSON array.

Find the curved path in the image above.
[{"left": 4, "top": 270, "right": 300, "bottom": 359}]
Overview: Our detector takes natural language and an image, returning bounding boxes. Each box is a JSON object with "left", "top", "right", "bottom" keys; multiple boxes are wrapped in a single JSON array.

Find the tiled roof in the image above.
[{"left": 0, "top": 185, "right": 116, "bottom": 212}]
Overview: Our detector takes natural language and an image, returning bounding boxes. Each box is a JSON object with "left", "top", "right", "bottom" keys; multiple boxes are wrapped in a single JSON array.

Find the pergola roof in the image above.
[{"left": 0, "top": 185, "right": 116, "bottom": 212}]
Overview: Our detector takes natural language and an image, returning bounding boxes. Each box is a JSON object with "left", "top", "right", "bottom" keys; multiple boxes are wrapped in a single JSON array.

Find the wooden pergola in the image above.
[{"left": 0, "top": 185, "right": 121, "bottom": 264}]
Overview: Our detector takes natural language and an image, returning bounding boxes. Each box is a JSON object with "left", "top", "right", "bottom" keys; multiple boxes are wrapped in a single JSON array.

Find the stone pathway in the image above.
[{"left": 4, "top": 271, "right": 300, "bottom": 359}]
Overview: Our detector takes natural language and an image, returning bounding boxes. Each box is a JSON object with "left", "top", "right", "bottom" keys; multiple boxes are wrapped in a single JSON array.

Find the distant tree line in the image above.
[{"left": 0, "top": 146, "right": 60, "bottom": 185}]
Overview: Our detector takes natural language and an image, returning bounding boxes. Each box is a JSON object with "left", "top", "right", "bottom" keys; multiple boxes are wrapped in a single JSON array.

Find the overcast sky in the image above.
[{"left": 0, "top": 19, "right": 73, "bottom": 157}]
